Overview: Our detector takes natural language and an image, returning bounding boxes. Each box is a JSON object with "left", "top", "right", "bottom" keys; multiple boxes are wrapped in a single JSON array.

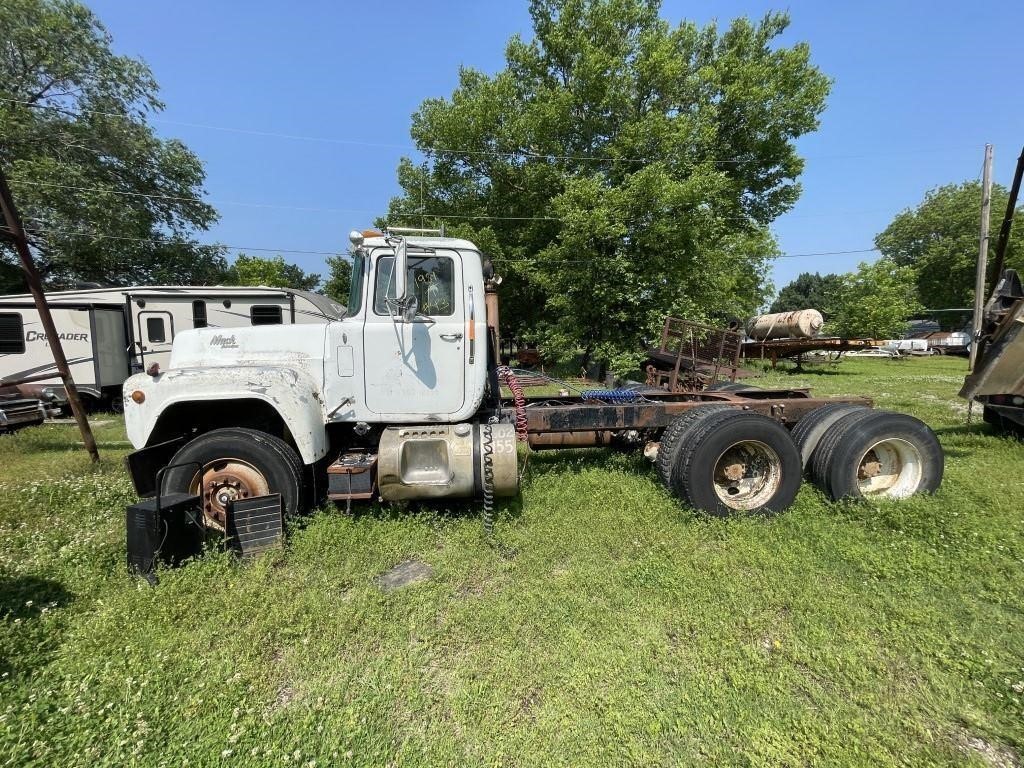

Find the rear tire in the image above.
[
  {"left": 670, "top": 410, "right": 802, "bottom": 516},
  {"left": 656, "top": 405, "right": 732, "bottom": 488},
  {"left": 809, "top": 410, "right": 943, "bottom": 500},
  {"left": 790, "top": 403, "right": 871, "bottom": 470},
  {"left": 163, "top": 427, "right": 304, "bottom": 531}
]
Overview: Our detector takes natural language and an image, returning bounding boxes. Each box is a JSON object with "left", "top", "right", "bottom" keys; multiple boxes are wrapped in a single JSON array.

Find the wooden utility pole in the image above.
[
  {"left": 969, "top": 143, "right": 994, "bottom": 371},
  {"left": 988, "top": 145, "right": 1024, "bottom": 295},
  {"left": 0, "top": 169, "right": 99, "bottom": 462}
]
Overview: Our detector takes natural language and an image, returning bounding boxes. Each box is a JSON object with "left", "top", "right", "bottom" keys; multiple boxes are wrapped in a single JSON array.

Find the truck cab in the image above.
[
  {"left": 326, "top": 232, "right": 488, "bottom": 423},
  {"left": 123, "top": 230, "right": 517, "bottom": 530}
]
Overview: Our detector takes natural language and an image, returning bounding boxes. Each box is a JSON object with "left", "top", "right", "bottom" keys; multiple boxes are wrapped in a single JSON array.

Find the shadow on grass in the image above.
[
  {"left": 767, "top": 364, "right": 858, "bottom": 377},
  {"left": 0, "top": 574, "right": 74, "bottom": 679},
  {"left": 932, "top": 423, "right": 997, "bottom": 438},
  {"left": 299, "top": 495, "right": 526, "bottom": 529},
  {"left": 523, "top": 447, "right": 651, "bottom": 476}
]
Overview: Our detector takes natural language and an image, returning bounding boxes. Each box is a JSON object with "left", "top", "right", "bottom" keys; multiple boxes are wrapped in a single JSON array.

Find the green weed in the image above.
[{"left": 0, "top": 358, "right": 1021, "bottom": 766}]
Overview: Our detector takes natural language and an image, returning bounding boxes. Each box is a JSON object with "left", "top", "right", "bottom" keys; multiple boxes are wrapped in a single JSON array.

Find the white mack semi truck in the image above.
[{"left": 122, "top": 229, "right": 944, "bottom": 530}]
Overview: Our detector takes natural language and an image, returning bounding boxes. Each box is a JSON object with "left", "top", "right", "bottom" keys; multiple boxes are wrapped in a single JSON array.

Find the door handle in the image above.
[{"left": 440, "top": 332, "right": 463, "bottom": 341}]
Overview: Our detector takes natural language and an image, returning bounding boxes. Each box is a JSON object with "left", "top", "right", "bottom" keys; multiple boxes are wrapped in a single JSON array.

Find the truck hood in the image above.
[{"left": 168, "top": 325, "right": 327, "bottom": 381}]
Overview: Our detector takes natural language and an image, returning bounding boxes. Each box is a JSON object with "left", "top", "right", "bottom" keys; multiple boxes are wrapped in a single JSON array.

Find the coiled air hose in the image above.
[{"left": 481, "top": 422, "right": 495, "bottom": 536}]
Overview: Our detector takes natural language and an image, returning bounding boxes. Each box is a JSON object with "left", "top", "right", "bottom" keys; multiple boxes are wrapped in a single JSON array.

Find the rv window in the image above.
[
  {"left": 146, "top": 317, "right": 166, "bottom": 343},
  {"left": 251, "top": 305, "right": 283, "bottom": 325},
  {"left": 192, "top": 300, "right": 208, "bottom": 328},
  {"left": 0, "top": 313, "right": 25, "bottom": 354}
]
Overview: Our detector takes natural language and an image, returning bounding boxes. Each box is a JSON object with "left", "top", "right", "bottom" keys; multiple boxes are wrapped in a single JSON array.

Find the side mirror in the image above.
[
  {"left": 392, "top": 237, "right": 408, "bottom": 308},
  {"left": 401, "top": 295, "right": 419, "bottom": 323}
]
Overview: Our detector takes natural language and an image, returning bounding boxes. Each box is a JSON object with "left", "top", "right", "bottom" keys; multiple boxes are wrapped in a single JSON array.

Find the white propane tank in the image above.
[{"left": 747, "top": 309, "right": 824, "bottom": 341}]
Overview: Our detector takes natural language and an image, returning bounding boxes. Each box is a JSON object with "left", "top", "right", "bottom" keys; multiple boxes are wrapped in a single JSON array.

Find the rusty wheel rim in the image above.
[
  {"left": 712, "top": 440, "right": 782, "bottom": 511},
  {"left": 856, "top": 438, "right": 923, "bottom": 498},
  {"left": 189, "top": 458, "right": 270, "bottom": 531}
]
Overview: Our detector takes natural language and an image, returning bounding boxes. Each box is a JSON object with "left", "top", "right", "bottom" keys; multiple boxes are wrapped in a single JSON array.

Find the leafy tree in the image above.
[
  {"left": 875, "top": 180, "right": 1024, "bottom": 319},
  {"left": 385, "top": 0, "right": 830, "bottom": 372},
  {"left": 826, "top": 258, "right": 922, "bottom": 339},
  {"left": 769, "top": 271, "right": 842, "bottom": 314},
  {"left": 323, "top": 255, "right": 352, "bottom": 304},
  {"left": 0, "top": 0, "right": 227, "bottom": 290},
  {"left": 226, "top": 254, "right": 320, "bottom": 291}
]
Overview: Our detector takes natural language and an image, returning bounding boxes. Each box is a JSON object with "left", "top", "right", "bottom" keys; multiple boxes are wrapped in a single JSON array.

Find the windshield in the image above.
[{"left": 347, "top": 252, "right": 365, "bottom": 315}]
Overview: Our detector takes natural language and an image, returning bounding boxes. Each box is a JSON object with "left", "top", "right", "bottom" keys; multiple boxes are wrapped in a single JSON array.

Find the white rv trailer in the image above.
[{"left": 0, "top": 286, "right": 342, "bottom": 410}]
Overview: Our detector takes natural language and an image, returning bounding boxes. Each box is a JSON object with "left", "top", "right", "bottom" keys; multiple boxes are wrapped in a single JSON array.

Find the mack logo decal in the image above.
[
  {"left": 26, "top": 330, "right": 89, "bottom": 343},
  {"left": 210, "top": 334, "right": 238, "bottom": 349}
]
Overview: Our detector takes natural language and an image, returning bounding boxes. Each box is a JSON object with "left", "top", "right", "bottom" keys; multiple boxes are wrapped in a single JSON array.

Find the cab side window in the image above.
[{"left": 373, "top": 255, "right": 455, "bottom": 317}]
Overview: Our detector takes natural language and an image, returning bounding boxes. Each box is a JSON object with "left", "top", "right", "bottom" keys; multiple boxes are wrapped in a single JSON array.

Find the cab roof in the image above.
[{"left": 361, "top": 236, "right": 480, "bottom": 252}]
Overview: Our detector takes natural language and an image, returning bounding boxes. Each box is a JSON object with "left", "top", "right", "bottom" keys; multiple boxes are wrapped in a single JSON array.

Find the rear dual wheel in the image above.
[
  {"left": 790, "top": 403, "right": 870, "bottom": 469},
  {"left": 802, "top": 408, "right": 943, "bottom": 500},
  {"left": 659, "top": 408, "right": 801, "bottom": 516}
]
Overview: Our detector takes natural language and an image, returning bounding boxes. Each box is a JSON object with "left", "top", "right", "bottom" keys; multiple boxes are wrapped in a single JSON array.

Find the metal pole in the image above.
[
  {"left": 0, "top": 169, "right": 100, "bottom": 462},
  {"left": 969, "top": 143, "right": 994, "bottom": 372},
  {"left": 989, "top": 145, "right": 1024, "bottom": 295}
]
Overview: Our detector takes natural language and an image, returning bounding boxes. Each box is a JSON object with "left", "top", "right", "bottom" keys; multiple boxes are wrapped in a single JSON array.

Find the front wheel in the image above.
[{"left": 162, "top": 428, "right": 304, "bottom": 531}]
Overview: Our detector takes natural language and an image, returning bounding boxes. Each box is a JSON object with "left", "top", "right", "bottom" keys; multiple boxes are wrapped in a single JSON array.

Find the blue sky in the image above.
[{"left": 89, "top": 0, "right": 1023, "bottom": 301}]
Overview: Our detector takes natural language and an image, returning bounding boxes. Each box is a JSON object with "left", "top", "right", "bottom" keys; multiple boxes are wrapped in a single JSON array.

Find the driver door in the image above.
[{"left": 362, "top": 250, "right": 466, "bottom": 416}]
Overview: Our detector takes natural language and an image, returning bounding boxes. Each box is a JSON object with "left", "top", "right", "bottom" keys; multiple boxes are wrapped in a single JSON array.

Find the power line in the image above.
[
  {"left": 3, "top": 223, "right": 879, "bottom": 261},
  {"left": 1, "top": 224, "right": 345, "bottom": 257},
  {"left": 10, "top": 179, "right": 890, "bottom": 223},
  {"left": 10, "top": 179, "right": 381, "bottom": 215},
  {"left": 0, "top": 96, "right": 983, "bottom": 166},
  {"left": 492, "top": 247, "right": 880, "bottom": 262},
  {"left": 0, "top": 97, "right": 676, "bottom": 164}
]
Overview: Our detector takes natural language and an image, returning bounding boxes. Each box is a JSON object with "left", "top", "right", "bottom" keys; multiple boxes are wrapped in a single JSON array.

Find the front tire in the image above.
[{"left": 163, "top": 428, "right": 304, "bottom": 531}]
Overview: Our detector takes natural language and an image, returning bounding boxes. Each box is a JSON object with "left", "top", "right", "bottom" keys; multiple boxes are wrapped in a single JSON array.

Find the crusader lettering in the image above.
[{"left": 25, "top": 331, "right": 89, "bottom": 343}]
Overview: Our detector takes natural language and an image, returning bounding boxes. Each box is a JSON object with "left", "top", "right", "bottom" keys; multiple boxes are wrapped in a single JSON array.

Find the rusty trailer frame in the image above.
[{"left": 645, "top": 318, "right": 745, "bottom": 391}]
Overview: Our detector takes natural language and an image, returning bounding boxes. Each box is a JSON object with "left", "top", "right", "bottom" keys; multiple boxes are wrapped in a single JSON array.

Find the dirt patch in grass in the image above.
[
  {"left": 375, "top": 559, "right": 434, "bottom": 591},
  {"left": 953, "top": 728, "right": 1021, "bottom": 768}
]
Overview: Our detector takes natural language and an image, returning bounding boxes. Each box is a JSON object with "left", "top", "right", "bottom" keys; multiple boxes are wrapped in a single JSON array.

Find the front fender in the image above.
[{"left": 123, "top": 366, "right": 328, "bottom": 464}]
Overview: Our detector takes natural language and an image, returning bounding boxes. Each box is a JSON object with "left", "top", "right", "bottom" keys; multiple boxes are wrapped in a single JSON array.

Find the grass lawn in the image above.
[{"left": 1, "top": 357, "right": 1022, "bottom": 766}]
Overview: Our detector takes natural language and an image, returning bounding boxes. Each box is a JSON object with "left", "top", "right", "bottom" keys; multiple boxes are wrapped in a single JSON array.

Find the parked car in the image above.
[
  {"left": 0, "top": 395, "right": 45, "bottom": 434},
  {"left": 845, "top": 348, "right": 900, "bottom": 358}
]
